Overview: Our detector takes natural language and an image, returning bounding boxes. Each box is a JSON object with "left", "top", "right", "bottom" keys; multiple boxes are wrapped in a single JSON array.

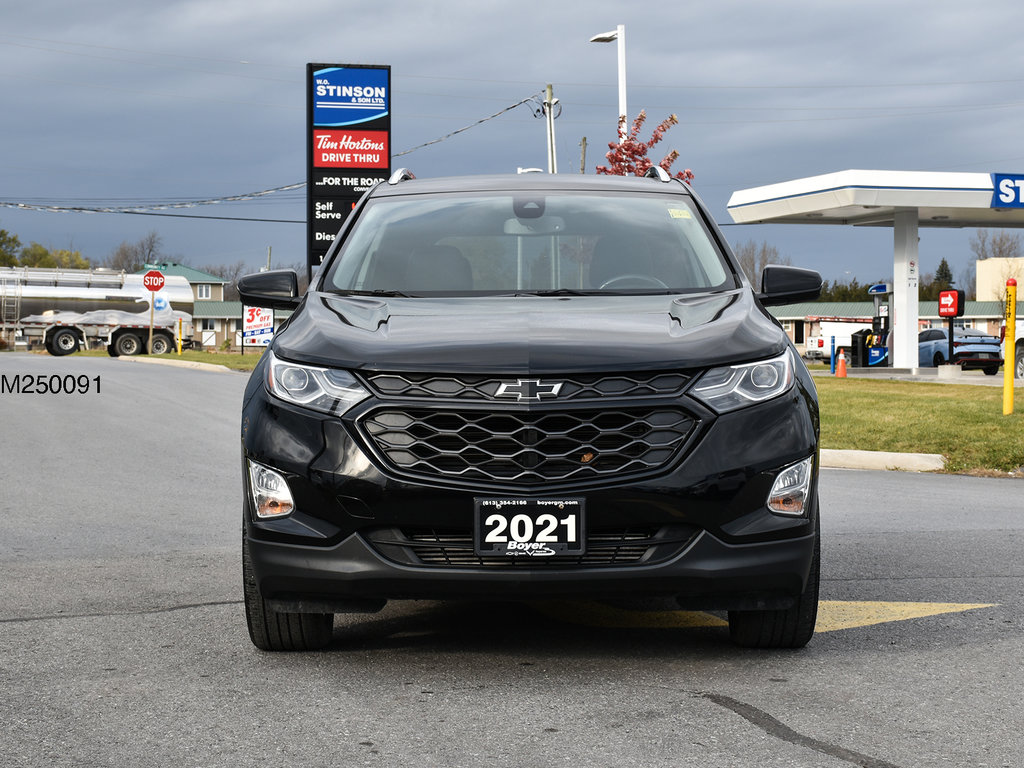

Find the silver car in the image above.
[{"left": 918, "top": 327, "right": 1002, "bottom": 374}]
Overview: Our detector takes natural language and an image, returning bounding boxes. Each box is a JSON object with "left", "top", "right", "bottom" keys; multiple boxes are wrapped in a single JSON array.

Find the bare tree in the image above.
[
  {"left": 733, "top": 240, "right": 790, "bottom": 284},
  {"left": 970, "top": 229, "right": 1024, "bottom": 299},
  {"left": 996, "top": 259, "right": 1024, "bottom": 289},
  {"left": 959, "top": 264, "right": 977, "bottom": 300},
  {"left": 104, "top": 231, "right": 164, "bottom": 272},
  {"left": 970, "top": 229, "right": 1022, "bottom": 261},
  {"left": 202, "top": 260, "right": 248, "bottom": 301}
]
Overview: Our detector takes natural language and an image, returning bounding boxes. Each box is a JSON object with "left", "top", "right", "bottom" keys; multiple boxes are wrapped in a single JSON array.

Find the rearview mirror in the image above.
[{"left": 503, "top": 216, "right": 566, "bottom": 236}]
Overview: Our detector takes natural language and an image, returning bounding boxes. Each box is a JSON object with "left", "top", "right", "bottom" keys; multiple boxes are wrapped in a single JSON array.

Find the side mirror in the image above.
[
  {"left": 237, "top": 269, "right": 301, "bottom": 310},
  {"left": 757, "top": 265, "right": 822, "bottom": 306}
]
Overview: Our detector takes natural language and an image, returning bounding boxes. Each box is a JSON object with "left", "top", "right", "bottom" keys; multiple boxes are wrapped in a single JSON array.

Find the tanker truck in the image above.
[{"left": 0, "top": 266, "right": 195, "bottom": 356}]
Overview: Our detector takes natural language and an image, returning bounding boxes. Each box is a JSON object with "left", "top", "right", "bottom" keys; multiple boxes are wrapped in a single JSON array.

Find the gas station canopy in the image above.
[{"left": 727, "top": 169, "right": 1024, "bottom": 368}]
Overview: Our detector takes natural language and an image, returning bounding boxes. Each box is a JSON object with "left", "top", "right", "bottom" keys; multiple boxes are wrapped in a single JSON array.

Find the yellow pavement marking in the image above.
[
  {"left": 537, "top": 600, "right": 996, "bottom": 632},
  {"left": 814, "top": 600, "right": 996, "bottom": 632}
]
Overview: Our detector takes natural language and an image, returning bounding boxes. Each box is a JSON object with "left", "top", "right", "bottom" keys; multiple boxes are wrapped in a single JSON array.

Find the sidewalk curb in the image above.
[
  {"left": 117, "top": 356, "right": 234, "bottom": 374},
  {"left": 821, "top": 448, "right": 945, "bottom": 472}
]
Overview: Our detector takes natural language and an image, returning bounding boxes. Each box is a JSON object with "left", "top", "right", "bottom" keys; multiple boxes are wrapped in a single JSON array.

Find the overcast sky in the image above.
[{"left": 3, "top": 0, "right": 1024, "bottom": 284}]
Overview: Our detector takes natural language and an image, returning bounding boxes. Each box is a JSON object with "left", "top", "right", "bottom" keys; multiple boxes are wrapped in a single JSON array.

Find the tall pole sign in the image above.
[
  {"left": 306, "top": 63, "right": 391, "bottom": 279},
  {"left": 142, "top": 269, "right": 165, "bottom": 354},
  {"left": 938, "top": 288, "right": 965, "bottom": 367}
]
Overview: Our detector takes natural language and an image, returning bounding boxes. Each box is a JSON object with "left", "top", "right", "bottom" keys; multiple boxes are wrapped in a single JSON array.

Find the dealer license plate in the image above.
[{"left": 474, "top": 497, "right": 585, "bottom": 558}]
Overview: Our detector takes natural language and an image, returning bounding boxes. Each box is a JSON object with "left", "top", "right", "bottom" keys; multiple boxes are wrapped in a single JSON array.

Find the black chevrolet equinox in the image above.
[{"left": 238, "top": 169, "right": 823, "bottom": 651}]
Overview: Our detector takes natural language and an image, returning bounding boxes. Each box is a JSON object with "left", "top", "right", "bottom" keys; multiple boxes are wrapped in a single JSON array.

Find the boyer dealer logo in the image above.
[{"left": 313, "top": 67, "right": 388, "bottom": 127}]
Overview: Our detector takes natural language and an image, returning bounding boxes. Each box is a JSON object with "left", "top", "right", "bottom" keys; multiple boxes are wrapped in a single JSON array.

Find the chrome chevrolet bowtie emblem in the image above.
[{"left": 494, "top": 379, "right": 564, "bottom": 401}]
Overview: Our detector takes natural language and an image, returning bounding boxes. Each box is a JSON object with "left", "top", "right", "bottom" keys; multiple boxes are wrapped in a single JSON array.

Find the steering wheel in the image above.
[{"left": 599, "top": 274, "right": 670, "bottom": 290}]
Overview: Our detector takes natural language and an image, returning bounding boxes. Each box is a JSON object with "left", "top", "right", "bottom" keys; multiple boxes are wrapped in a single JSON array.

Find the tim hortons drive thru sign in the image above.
[{"left": 313, "top": 131, "right": 388, "bottom": 167}]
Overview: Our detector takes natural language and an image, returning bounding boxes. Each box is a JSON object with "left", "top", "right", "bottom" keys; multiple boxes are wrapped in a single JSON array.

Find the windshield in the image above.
[{"left": 322, "top": 191, "right": 737, "bottom": 296}]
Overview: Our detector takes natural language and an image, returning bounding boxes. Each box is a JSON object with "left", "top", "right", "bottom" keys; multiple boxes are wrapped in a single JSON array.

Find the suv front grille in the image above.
[
  {"left": 365, "top": 525, "right": 700, "bottom": 568},
  {"left": 363, "top": 372, "right": 689, "bottom": 401},
  {"left": 359, "top": 406, "right": 695, "bottom": 487}
]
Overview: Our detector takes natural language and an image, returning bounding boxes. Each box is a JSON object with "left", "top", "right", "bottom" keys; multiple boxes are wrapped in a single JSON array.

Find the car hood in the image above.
[{"left": 272, "top": 289, "right": 789, "bottom": 373}]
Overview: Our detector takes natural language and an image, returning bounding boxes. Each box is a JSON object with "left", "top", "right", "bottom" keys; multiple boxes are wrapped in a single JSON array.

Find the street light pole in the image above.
[{"left": 589, "top": 24, "right": 627, "bottom": 136}]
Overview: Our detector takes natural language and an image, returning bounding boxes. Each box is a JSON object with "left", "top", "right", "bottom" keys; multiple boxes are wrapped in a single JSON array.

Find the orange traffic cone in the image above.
[{"left": 835, "top": 350, "right": 847, "bottom": 378}]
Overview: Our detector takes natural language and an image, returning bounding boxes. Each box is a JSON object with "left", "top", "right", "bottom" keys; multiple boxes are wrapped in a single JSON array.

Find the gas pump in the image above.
[{"left": 867, "top": 283, "right": 892, "bottom": 367}]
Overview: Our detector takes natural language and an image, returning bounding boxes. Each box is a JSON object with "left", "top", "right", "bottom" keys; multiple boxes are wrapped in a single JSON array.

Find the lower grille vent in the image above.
[{"left": 364, "top": 525, "right": 700, "bottom": 569}]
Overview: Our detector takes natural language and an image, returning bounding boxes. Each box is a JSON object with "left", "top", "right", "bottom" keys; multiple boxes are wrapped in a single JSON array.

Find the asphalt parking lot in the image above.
[{"left": 1, "top": 353, "right": 1021, "bottom": 767}]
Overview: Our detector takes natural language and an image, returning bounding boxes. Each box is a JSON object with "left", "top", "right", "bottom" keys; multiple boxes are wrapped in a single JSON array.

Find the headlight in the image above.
[
  {"left": 691, "top": 349, "right": 794, "bottom": 413},
  {"left": 766, "top": 455, "right": 815, "bottom": 516},
  {"left": 266, "top": 351, "right": 369, "bottom": 415}
]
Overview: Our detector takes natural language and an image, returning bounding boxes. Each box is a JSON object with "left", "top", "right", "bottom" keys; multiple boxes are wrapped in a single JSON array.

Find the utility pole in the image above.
[
  {"left": 579, "top": 137, "right": 587, "bottom": 174},
  {"left": 544, "top": 84, "right": 559, "bottom": 174}
]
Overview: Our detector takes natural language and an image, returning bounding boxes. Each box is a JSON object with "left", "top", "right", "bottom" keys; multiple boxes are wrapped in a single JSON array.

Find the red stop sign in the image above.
[{"left": 142, "top": 270, "right": 165, "bottom": 292}]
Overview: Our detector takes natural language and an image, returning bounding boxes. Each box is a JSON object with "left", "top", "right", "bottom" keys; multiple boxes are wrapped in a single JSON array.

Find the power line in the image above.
[
  {"left": 0, "top": 182, "right": 306, "bottom": 217},
  {"left": 7, "top": 33, "right": 1024, "bottom": 93},
  {"left": 120, "top": 210, "right": 302, "bottom": 223},
  {"left": 0, "top": 93, "right": 540, "bottom": 220},
  {"left": 394, "top": 93, "right": 542, "bottom": 156}
]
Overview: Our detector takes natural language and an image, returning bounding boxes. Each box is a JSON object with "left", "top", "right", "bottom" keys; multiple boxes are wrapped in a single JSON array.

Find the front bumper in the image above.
[{"left": 247, "top": 523, "right": 817, "bottom": 613}]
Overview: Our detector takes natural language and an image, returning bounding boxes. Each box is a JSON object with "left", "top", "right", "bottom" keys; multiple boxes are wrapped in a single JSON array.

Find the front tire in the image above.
[
  {"left": 1016, "top": 349, "right": 1024, "bottom": 379},
  {"left": 728, "top": 530, "right": 819, "bottom": 649},
  {"left": 242, "top": 534, "right": 333, "bottom": 651}
]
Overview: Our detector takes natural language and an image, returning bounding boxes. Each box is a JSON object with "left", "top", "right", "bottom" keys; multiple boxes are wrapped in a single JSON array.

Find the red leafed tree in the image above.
[{"left": 595, "top": 110, "right": 694, "bottom": 182}]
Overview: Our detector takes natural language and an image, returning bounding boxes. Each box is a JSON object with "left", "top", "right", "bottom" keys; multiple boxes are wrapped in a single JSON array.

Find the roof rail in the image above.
[
  {"left": 388, "top": 168, "right": 416, "bottom": 185},
  {"left": 644, "top": 165, "right": 671, "bottom": 182}
]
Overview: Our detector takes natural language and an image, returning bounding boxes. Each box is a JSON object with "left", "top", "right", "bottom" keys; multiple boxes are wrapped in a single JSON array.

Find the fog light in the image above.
[
  {"left": 248, "top": 460, "right": 295, "bottom": 519},
  {"left": 767, "top": 456, "right": 814, "bottom": 516}
]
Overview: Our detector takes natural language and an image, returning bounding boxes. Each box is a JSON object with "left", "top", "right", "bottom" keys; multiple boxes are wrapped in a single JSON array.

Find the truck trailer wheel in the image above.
[
  {"left": 150, "top": 335, "right": 172, "bottom": 355},
  {"left": 115, "top": 333, "right": 143, "bottom": 356},
  {"left": 49, "top": 328, "right": 80, "bottom": 356}
]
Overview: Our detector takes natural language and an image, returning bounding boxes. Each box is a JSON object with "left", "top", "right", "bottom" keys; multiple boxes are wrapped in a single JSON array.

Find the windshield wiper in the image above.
[
  {"left": 331, "top": 289, "right": 416, "bottom": 298},
  {"left": 519, "top": 289, "right": 602, "bottom": 296}
]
